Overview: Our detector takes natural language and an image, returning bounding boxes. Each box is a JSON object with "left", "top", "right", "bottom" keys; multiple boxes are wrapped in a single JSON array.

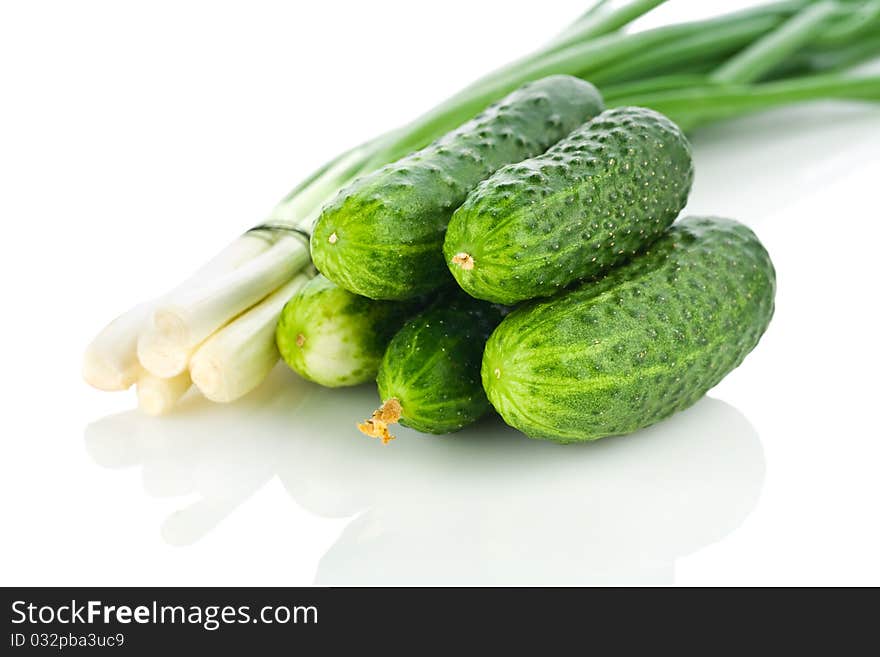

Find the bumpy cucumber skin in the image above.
[
  {"left": 377, "top": 295, "right": 506, "bottom": 434},
  {"left": 482, "top": 217, "right": 775, "bottom": 443},
  {"left": 311, "top": 76, "right": 605, "bottom": 300},
  {"left": 276, "top": 275, "right": 416, "bottom": 387},
  {"left": 445, "top": 106, "right": 694, "bottom": 304}
]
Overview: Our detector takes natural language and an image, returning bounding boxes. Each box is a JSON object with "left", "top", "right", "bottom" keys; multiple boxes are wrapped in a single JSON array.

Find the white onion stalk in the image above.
[
  {"left": 83, "top": 232, "right": 274, "bottom": 391},
  {"left": 137, "top": 371, "right": 192, "bottom": 416},
  {"left": 190, "top": 272, "right": 312, "bottom": 402},
  {"left": 137, "top": 234, "right": 310, "bottom": 378},
  {"left": 82, "top": 303, "right": 151, "bottom": 391}
]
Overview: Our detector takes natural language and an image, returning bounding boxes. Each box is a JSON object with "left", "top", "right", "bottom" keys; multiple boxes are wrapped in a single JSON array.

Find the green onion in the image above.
[
  {"left": 608, "top": 74, "right": 880, "bottom": 131},
  {"left": 137, "top": 235, "right": 309, "bottom": 378},
  {"left": 190, "top": 272, "right": 313, "bottom": 403},
  {"left": 137, "top": 371, "right": 192, "bottom": 416},
  {"left": 82, "top": 231, "right": 273, "bottom": 391},
  {"left": 711, "top": 1, "right": 841, "bottom": 84}
]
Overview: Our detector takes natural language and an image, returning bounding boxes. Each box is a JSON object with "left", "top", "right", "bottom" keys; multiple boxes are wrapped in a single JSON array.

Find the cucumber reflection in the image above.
[{"left": 85, "top": 366, "right": 764, "bottom": 584}]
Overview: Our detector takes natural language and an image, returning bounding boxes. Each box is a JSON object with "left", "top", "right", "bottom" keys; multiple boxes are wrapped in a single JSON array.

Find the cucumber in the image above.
[
  {"left": 276, "top": 275, "right": 419, "bottom": 387},
  {"left": 482, "top": 216, "right": 775, "bottom": 443},
  {"left": 312, "top": 75, "right": 605, "bottom": 300},
  {"left": 358, "top": 294, "right": 506, "bottom": 443},
  {"left": 444, "top": 106, "right": 694, "bottom": 304}
]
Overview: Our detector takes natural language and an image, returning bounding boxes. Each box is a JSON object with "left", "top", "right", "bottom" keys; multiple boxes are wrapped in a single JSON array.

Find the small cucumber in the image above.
[
  {"left": 276, "top": 275, "right": 418, "bottom": 387},
  {"left": 359, "top": 294, "right": 505, "bottom": 443},
  {"left": 312, "top": 75, "right": 605, "bottom": 300},
  {"left": 445, "top": 106, "right": 694, "bottom": 304},
  {"left": 482, "top": 216, "right": 775, "bottom": 443}
]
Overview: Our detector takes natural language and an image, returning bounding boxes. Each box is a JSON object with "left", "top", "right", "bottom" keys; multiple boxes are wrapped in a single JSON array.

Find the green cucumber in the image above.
[
  {"left": 359, "top": 294, "right": 505, "bottom": 443},
  {"left": 276, "top": 275, "right": 418, "bottom": 387},
  {"left": 312, "top": 75, "right": 605, "bottom": 300},
  {"left": 444, "top": 106, "right": 694, "bottom": 304},
  {"left": 482, "top": 216, "right": 775, "bottom": 443}
]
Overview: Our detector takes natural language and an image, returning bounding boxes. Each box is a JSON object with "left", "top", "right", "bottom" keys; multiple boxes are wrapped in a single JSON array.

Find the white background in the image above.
[{"left": 1, "top": 0, "right": 878, "bottom": 586}]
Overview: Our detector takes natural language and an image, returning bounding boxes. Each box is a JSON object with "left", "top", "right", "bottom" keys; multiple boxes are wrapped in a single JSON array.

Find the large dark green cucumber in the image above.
[
  {"left": 444, "top": 106, "right": 694, "bottom": 304},
  {"left": 482, "top": 216, "right": 775, "bottom": 443},
  {"left": 312, "top": 76, "right": 605, "bottom": 300},
  {"left": 359, "top": 294, "right": 505, "bottom": 443},
  {"left": 276, "top": 275, "right": 419, "bottom": 387}
]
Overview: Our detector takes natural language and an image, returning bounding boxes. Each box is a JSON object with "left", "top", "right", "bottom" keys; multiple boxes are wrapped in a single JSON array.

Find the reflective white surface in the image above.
[
  {"left": 85, "top": 371, "right": 764, "bottom": 585},
  {"left": 2, "top": 0, "right": 879, "bottom": 586}
]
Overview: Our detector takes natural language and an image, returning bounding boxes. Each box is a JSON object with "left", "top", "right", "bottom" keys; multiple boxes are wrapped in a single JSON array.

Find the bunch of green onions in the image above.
[{"left": 84, "top": 0, "right": 880, "bottom": 414}]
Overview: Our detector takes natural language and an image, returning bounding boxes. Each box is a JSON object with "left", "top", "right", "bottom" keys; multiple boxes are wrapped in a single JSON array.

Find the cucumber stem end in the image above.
[{"left": 358, "top": 397, "right": 403, "bottom": 445}]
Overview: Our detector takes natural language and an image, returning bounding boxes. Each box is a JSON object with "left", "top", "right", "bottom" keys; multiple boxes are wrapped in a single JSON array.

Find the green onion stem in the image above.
[
  {"left": 556, "top": 0, "right": 613, "bottom": 35},
  {"left": 548, "top": 0, "right": 669, "bottom": 52},
  {"left": 269, "top": 139, "right": 383, "bottom": 225},
  {"left": 264, "top": 1, "right": 814, "bottom": 228},
  {"left": 264, "top": 1, "right": 878, "bottom": 238},
  {"left": 813, "top": 0, "right": 880, "bottom": 46},
  {"left": 612, "top": 74, "right": 880, "bottom": 131},
  {"left": 600, "top": 74, "right": 712, "bottom": 102},
  {"left": 364, "top": 6, "right": 802, "bottom": 171},
  {"left": 711, "top": 0, "right": 842, "bottom": 84},
  {"left": 804, "top": 33, "right": 880, "bottom": 72},
  {"left": 587, "top": 15, "right": 784, "bottom": 85}
]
